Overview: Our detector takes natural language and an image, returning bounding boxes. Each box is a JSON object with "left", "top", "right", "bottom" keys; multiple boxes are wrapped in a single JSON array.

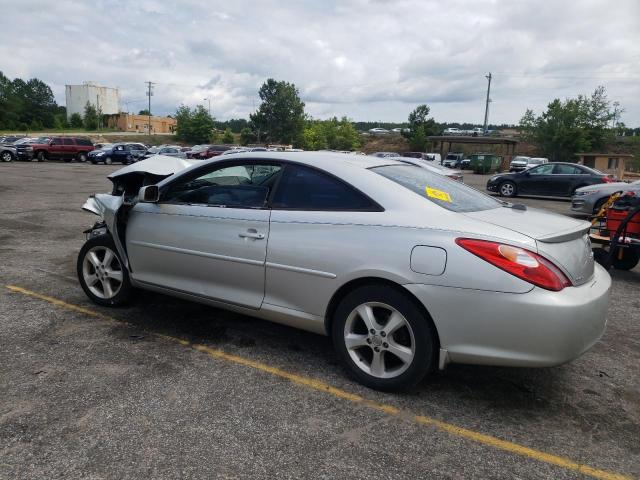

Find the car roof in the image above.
[{"left": 197, "top": 150, "right": 404, "bottom": 170}]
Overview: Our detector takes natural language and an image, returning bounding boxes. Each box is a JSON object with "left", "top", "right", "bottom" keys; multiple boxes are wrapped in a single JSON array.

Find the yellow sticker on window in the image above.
[{"left": 425, "top": 187, "right": 452, "bottom": 202}]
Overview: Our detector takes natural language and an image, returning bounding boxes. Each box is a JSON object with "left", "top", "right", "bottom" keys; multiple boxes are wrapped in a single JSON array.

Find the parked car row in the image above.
[{"left": 443, "top": 127, "right": 486, "bottom": 136}]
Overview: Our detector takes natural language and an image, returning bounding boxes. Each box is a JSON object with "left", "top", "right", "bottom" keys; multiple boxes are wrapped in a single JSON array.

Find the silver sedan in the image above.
[
  {"left": 571, "top": 180, "right": 640, "bottom": 215},
  {"left": 78, "top": 152, "right": 610, "bottom": 391}
]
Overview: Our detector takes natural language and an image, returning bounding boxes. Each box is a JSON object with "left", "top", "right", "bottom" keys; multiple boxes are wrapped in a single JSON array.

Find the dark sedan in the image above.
[
  {"left": 487, "top": 162, "right": 613, "bottom": 198},
  {"left": 88, "top": 143, "right": 147, "bottom": 165}
]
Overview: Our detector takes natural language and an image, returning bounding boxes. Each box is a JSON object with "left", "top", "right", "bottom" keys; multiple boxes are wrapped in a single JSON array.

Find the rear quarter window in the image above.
[{"left": 372, "top": 164, "right": 501, "bottom": 212}]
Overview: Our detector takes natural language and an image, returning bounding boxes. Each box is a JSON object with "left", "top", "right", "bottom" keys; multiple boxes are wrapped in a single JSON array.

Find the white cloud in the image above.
[{"left": 1, "top": 0, "right": 639, "bottom": 124}]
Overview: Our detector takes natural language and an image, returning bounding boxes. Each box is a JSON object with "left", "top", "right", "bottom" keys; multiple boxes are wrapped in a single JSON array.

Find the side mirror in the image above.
[
  {"left": 139, "top": 185, "right": 159, "bottom": 203},
  {"left": 49, "top": 141, "right": 56, "bottom": 146}
]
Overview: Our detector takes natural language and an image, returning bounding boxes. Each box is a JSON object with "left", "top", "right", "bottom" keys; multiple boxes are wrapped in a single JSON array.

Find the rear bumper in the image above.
[{"left": 405, "top": 263, "right": 611, "bottom": 368}]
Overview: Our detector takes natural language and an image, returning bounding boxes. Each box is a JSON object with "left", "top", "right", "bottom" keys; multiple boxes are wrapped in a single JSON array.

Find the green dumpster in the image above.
[{"left": 470, "top": 153, "right": 502, "bottom": 174}]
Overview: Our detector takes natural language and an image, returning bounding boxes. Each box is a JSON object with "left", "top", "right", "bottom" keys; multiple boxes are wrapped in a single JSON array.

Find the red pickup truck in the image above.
[{"left": 32, "top": 136, "right": 95, "bottom": 162}]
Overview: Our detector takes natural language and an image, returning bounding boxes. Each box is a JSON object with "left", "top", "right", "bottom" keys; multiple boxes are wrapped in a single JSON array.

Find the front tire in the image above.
[
  {"left": 105, "top": 156, "right": 113, "bottom": 165},
  {"left": 37, "top": 151, "right": 47, "bottom": 162},
  {"left": 77, "top": 234, "right": 132, "bottom": 307},
  {"left": 499, "top": 181, "right": 517, "bottom": 197},
  {"left": 593, "top": 198, "right": 607, "bottom": 215},
  {"left": 1, "top": 151, "right": 13, "bottom": 162},
  {"left": 331, "top": 285, "right": 437, "bottom": 392}
]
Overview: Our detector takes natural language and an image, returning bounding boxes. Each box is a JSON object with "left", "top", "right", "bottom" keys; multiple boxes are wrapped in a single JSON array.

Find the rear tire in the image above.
[
  {"left": 499, "top": 181, "right": 517, "bottom": 197},
  {"left": 77, "top": 152, "right": 88, "bottom": 162},
  {"left": 331, "top": 285, "right": 437, "bottom": 392},
  {"left": 612, "top": 249, "right": 640, "bottom": 271},
  {"left": 77, "top": 234, "right": 133, "bottom": 307}
]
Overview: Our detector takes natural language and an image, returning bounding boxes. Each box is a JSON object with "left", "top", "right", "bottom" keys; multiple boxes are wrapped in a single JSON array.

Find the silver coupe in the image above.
[{"left": 78, "top": 152, "right": 611, "bottom": 391}]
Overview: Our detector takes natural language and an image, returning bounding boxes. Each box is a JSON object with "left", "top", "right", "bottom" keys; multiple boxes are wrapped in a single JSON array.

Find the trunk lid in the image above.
[{"left": 464, "top": 206, "right": 594, "bottom": 286}]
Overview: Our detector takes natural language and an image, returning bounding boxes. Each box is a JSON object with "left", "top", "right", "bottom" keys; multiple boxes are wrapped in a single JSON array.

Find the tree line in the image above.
[
  {"left": 2, "top": 70, "right": 631, "bottom": 161},
  {"left": 0, "top": 71, "right": 65, "bottom": 130},
  {"left": 519, "top": 86, "right": 625, "bottom": 162}
]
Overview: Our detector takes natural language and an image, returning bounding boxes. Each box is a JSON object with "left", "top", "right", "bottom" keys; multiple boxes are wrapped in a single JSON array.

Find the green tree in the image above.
[
  {"left": 138, "top": 109, "right": 150, "bottom": 115},
  {"left": 402, "top": 104, "right": 437, "bottom": 151},
  {"left": 53, "top": 113, "right": 68, "bottom": 130},
  {"left": 221, "top": 128, "right": 235, "bottom": 144},
  {"left": 69, "top": 113, "right": 83, "bottom": 128},
  {"left": 519, "top": 86, "right": 617, "bottom": 162},
  {"left": 300, "top": 117, "right": 361, "bottom": 151},
  {"left": 239, "top": 127, "right": 256, "bottom": 146},
  {"left": 301, "top": 122, "right": 328, "bottom": 150},
  {"left": 333, "top": 117, "right": 361, "bottom": 150},
  {"left": 250, "top": 79, "right": 306, "bottom": 144},
  {"left": 175, "top": 104, "right": 215, "bottom": 143},
  {"left": 0, "top": 72, "right": 59, "bottom": 130},
  {"left": 83, "top": 102, "right": 99, "bottom": 130}
]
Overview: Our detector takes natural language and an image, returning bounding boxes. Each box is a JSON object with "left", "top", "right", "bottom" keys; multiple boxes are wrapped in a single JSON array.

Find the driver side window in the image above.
[{"left": 163, "top": 163, "right": 282, "bottom": 208}]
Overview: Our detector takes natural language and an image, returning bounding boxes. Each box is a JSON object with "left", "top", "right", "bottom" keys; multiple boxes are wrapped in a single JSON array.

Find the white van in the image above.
[{"left": 509, "top": 156, "right": 549, "bottom": 172}]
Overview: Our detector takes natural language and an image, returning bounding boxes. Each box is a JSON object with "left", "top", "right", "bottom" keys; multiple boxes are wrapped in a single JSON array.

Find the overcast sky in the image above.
[{"left": 3, "top": 0, "right": 639, "bottom": 125}]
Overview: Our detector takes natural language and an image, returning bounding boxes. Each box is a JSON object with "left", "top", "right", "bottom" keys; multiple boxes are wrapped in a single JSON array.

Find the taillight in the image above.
[
  {"left": 455, "top": 238, "right": 571, "bottom": 291},
  {"left": 602, "top": 176, "right": 614, "bottom": 183}
]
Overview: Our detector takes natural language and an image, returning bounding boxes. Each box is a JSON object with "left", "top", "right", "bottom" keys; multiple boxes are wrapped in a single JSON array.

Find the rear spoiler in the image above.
[{"left": 536, "top": 224, "right": 590, "bottom": 243}]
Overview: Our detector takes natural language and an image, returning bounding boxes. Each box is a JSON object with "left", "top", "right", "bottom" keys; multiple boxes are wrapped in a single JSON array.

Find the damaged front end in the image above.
[{"left": 81, "top": 155, "right": 196, "bottom": 270}]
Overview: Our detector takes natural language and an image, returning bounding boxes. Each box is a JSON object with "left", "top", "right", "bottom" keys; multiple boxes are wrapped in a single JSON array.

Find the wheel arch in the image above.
[{"left": 323, "top": 276, "right": 441, "bottom": 350}]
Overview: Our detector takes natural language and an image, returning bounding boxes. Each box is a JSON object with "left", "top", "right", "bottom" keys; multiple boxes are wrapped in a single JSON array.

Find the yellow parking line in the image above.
[{"left": 5, "top": 284, "right": 632, "bottom": 480}]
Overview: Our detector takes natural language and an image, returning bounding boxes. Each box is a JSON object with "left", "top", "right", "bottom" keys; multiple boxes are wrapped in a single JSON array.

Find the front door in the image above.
[
  {"left": 126, "top": 161, "right": 282, "bottom": 309},
  {"left": 49, "top": 137, "right": 66, "bottom": 159}
]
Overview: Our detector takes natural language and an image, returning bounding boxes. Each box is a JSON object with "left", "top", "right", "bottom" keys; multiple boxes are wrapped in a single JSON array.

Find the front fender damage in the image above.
[{"left": 82, "top": 193, "right": 129, "bottom": 269}]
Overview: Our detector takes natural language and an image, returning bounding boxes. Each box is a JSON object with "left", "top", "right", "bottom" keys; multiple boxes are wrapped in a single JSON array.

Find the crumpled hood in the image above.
[{"left": 107, "top": 155, "right": 196, "bottom": 180}]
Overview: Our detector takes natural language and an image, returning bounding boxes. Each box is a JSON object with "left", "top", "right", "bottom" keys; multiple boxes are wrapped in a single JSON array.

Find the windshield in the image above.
[
  {"left": 372, "top": 165, "right": 501, "bottom": 212},
  {"left": 445, "top": 154, "right": 458, "bottom": 160}
]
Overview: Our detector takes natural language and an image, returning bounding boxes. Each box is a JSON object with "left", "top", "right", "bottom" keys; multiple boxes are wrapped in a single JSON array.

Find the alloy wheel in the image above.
[
  {"left": 343, "top": 302, "right": 415, "bottom": 379},
  {"left": 82, "top": 246, "right": 123, "bottom": 299},
  {"left": 1, "top": 152, "right": 12, "bottom": 162},
  {"left": 500, "top": 182, "right": 515, "bottom": 196}
]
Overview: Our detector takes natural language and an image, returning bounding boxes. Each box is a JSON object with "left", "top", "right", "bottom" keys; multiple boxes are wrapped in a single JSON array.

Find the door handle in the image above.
[{"left": 239, "top": 229, "right": 265, "bottom": 240}]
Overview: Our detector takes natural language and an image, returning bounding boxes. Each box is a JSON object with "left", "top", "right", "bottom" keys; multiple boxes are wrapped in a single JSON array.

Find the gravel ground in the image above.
[{"left": 0, "top": 162, "right": 638, "bottom": 480}]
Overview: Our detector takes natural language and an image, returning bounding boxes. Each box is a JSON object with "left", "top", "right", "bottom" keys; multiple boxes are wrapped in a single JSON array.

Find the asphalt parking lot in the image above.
[{"left": 1, "top": 162, "right": 638, "bottom": 480}]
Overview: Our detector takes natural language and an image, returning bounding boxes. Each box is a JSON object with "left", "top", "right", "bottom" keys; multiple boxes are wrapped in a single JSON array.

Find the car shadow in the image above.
[{"left": 113, "top": 289, "right": 573, "bottom": 410}]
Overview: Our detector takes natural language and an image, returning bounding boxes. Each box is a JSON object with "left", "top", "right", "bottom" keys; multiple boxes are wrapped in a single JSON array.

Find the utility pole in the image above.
[
  {"left": 483, "top": 72, "right": 492, "bottom": 133},
  {"left": 203, "top": 97, "right": 211, "bottom": 116},
  {"left": 145, "top": 81, "right": 155, "bottom": 136},
  {"left": 96, "top": 94, "right": 100, "bottom": 130}
]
